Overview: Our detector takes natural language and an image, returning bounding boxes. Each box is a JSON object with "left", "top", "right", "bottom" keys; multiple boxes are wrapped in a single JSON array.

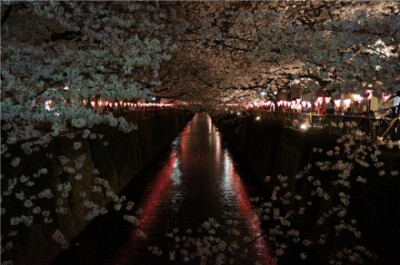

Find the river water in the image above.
[{"left": 53, "top": 113, "right": 274, "bottom": 265}]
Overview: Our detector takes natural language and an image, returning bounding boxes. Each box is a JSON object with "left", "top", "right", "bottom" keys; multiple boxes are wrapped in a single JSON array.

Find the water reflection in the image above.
[
  {"left": 225, "top": 151, "right": 274, "bottom": 263},
  {"left": 55, "top": 113, "right": 273, "bottom": 265}
]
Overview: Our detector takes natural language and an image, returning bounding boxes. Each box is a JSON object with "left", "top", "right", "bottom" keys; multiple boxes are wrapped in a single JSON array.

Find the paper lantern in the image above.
[
  {"left": 334, "top": 99, "right": 341, "bottom": 109},
  {"left": 356, "top": 96, "right": 363, "bottom": 108},
  {"left": 365, "top": 90, "right": 374, "bottom": 101},
  {"left": 382, "top": 92, "right": 391, "bottom": 102},
  {"left": 343, "top": 99, "right": 351, "bottom": 109},
  {"left": 316, "top": 97, "right": 324, "bottom": 105},
  {"left": 324, "top": 97, "right": 331, "bottom": 104}
]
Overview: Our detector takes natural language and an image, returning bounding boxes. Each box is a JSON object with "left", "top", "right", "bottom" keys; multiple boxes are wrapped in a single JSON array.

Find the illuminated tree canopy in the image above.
[
  {"left": 1, "top": 2, "right": 400, "bottom": 265},
  {"left": 2, "top": 1, "right": 399, "bottom": 107},
  {"left": 152, "top": 1, "right": 399, "bottom": 103}
]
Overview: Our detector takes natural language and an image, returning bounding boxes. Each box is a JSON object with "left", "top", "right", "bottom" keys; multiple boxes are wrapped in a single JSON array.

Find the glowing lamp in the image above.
[
  {"left": 324, "top": 97, "right": 331, "bottom": 104},
  {"left": 108, "top": 103, "right": 113, "bottom": 107},
  {"left": 365, "top": 90, "right": 374, "bottom": 101},
  {"left": 334, "top": 99, "right": 341, "bottom": 109},
  {"left": 353, "top": 95, "right": 363, "bottom": 108},
  {"left": 90, "top": 101, "right": 96, "bottom": 107},
  {"left": 300, "top": 123, "right": 308, "bottom": 130},
  {"left": 382, "top": 92, "right": 391, "bottom": 102},
  {"left": 343, "top": 99, "right": 351, "bottom": 109},
  {"left": 114, "top": 102, "right": 118, "bottom": 107}
]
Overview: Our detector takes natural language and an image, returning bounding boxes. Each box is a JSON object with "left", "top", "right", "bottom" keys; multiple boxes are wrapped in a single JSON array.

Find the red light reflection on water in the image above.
[
  {"left": 113, "top": 120, "right": 193, "bottom": 265},
  {"left": 224, "top": 152, "right": 275, "bottom": 265},
  {"left": 113, "top": 114, "right": 274, "bottom": 264},
  {"left": 138, "top": 151, "right": 177, "bottom": 231},
  {"left": 113, "top": 151, "right": 177, "bottom": 265}
]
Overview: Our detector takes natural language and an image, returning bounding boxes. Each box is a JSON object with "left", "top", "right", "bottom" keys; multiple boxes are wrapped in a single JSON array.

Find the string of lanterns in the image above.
[
  {"left": 39, "top": 100, "right": 176, "bottom": 111},
  {"left": 244, "top": 90, "right": 393, "bottom": 111},
  {"left": 36, "top": 90, "right": 393, "bottom": 112}
]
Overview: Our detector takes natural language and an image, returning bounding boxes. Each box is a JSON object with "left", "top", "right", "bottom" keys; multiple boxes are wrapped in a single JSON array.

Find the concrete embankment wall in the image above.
[
  {"left": 213, "top": 113, "right": 400, "bottom": 264},
  {"left": 4, "top": 110, "right": 192, "bottom": 265},
  {"left": 213, "top": 114, "right": 310, "bottom": 184}
]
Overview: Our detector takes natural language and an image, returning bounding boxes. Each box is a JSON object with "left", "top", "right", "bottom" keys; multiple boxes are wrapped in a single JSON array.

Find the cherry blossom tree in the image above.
[
  {"left": 1, "top": 1, "right": 399, "bottom": 264},
  {"left": 153, "top": 2, "right": 399, "bottom": 106},
  {"left": 1, "top": 2, "right": 175, "bottom": 263}
]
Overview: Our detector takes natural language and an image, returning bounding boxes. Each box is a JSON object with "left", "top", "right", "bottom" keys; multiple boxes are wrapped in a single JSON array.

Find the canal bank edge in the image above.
[
  {"left": 213, "top": 112, "right": 400, "bottom": 264},
  {"left": 5, "top": 110, "right": 193, "bottom": 265}
]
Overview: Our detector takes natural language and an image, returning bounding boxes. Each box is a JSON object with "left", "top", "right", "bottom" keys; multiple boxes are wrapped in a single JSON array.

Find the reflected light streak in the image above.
[
  {"left": 138, "top": 151, "right": 177, "bottom": 231},
  {"left": 171, "top": 157, "right": 182, "bottom": 186},
  {"left": 207, "top": 114, "right": 212, "bottom": 134},
  {"left": 215, "top": 131, "right": 221, "bottom": 167},
  {"left": 113, "top": 150, "right": 177, "bottom": 265},
  {"left": 223, "top": 151, "right": 275, "bottom": 265}
]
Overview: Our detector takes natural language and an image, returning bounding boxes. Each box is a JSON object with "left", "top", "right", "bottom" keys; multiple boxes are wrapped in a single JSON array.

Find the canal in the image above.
[
  {"left": 52, "top": 113, "right": 272, "bottom": 265},
  {"left": 52, "top": 112, "right": 274, "bottom": 265}
]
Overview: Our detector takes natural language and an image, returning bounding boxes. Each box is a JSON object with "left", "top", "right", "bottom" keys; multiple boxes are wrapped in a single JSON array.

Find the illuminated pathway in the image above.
[{"left": 53, "top": 113, "right": 273, "bottom": 265}]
